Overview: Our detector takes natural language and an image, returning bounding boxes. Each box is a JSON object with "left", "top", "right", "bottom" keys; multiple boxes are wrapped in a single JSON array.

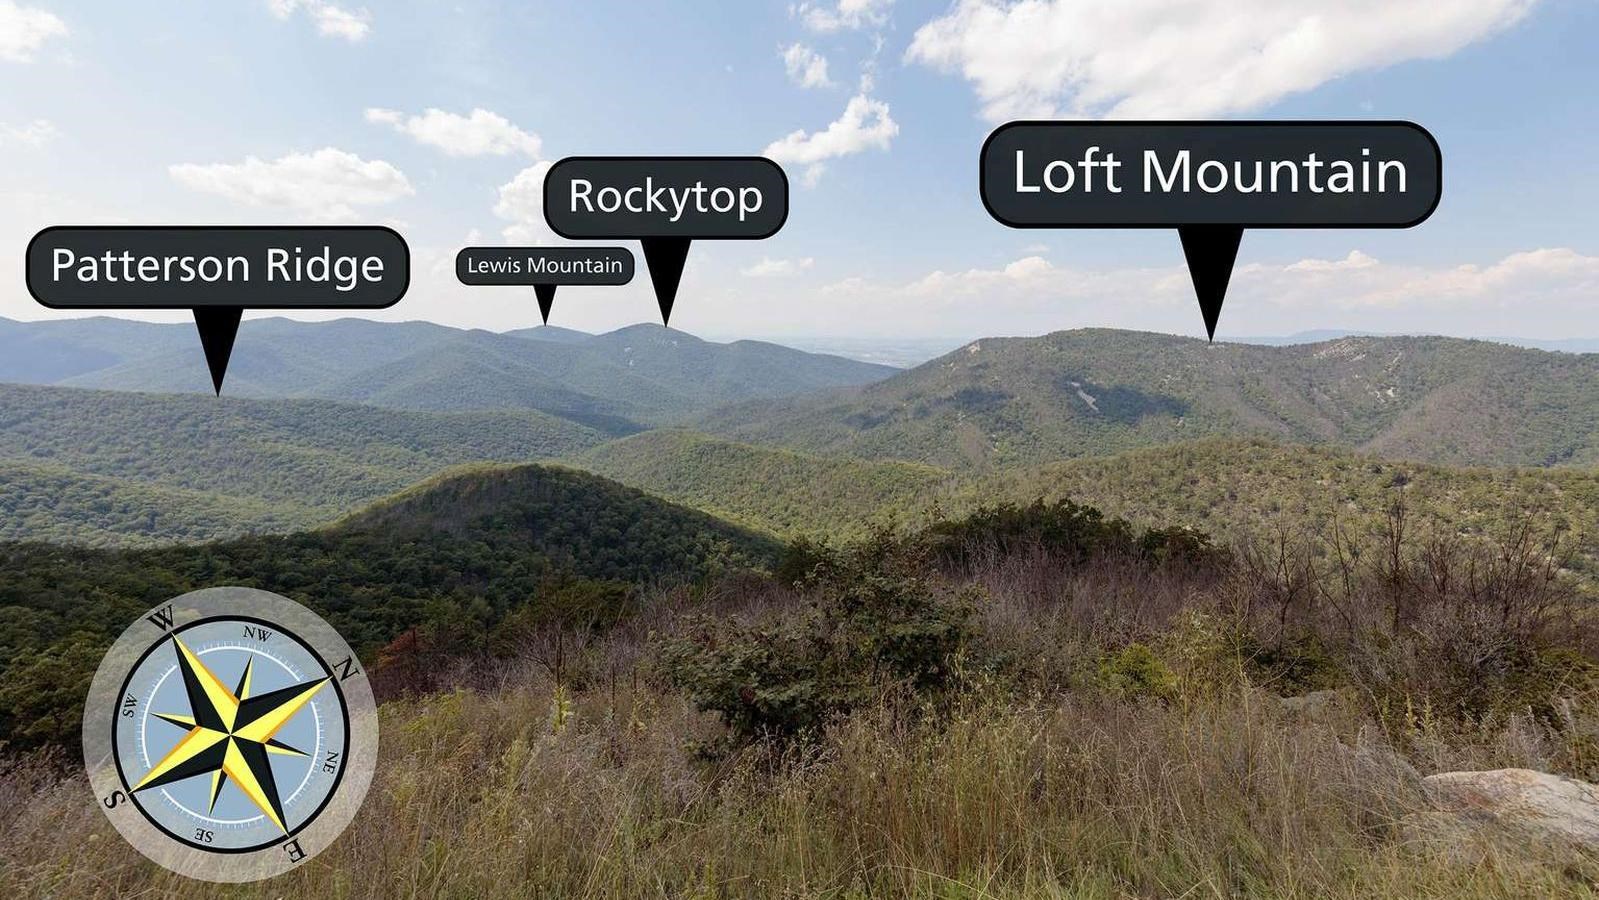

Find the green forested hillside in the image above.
[
  {"left": 701, "top": 329, "right": 1599, "bottom": 470},
  {"left": 0, "top": 383, "right": 607, "bottom": 544},
  {"left": 979, "top": 438, "right": 1599, "bottom": 574},
  {"left": 330, "top": 461, "right": 784, "bottom": 580},
  {"left": 576, "top": 325, "right": 899, "bottom": 411},
  {"left": 578, "top": 429, "right": 956, "bottom": 538},
  {"left": 0, "top": 460, "right": 312, "bottom": 547},
  {"left": 569, "top": 431, "right": 1599, "bottom": 574},
  {"left": 14, "top": 320, "right": 1599, "bottom": 473},
  {"left": 10, "top": 326, "right": 1599, "bottom": 549},
  {"left": 0, "top": 463, "right": 780, "bottom": 746}
]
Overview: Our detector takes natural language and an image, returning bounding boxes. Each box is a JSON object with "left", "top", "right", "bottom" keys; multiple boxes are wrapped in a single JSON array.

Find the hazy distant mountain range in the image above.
[
  {"left": 1239, "top": 329, "right": 1599, "bottom": 354},
  {"left": 4, "top": 317, "right": 1599, "bottom": 547},
  {"left": 0, "top": 317, "right": 896, "bottom": 432}
]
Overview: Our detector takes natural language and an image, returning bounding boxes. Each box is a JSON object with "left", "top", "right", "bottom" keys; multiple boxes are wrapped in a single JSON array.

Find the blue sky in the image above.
[{"left": 1, "top": 0, "right": 1596, "bottom": 342}]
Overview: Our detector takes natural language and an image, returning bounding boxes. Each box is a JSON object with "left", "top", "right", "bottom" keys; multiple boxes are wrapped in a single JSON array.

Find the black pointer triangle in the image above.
[
  {"left": 131, "top": 739, "right": 229, "bottom": 794},
  {"left": 233, "top": 677, "right": 329, "bottom": 732},
  {"left": 1177, "top": 226, "right": 1244, "bottom": 341},
  {"left": 534, "top": 283, "right": 557, "bottom": 325},
  {"left": 235, "top": 738, "right": 290, "bottom": 832},
  {"left": 173, "top": 641, "right": 230, "bottom": 732},
  {"left": 641, "top": 238, "right": 691, "bottom": 326},
  {"left": 193, "top": 306, "right": 243, "bottom": 395}
]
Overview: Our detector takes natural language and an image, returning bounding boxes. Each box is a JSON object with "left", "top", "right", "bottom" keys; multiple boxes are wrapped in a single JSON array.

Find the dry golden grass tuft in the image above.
[{"left": 3, "top": 673, "right": 1593, "bottom": 899}]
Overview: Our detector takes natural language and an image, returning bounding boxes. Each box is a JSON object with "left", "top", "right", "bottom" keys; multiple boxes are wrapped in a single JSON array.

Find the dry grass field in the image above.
[{"left": 5, "top": 504, "right": 1598, "bottom": 898}]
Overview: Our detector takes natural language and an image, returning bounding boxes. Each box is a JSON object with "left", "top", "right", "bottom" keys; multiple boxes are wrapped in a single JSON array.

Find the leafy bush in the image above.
[
  {"left": 1140, "top": 525, "right": 1226, "bottom": 569},
  {"left": 658, "top": 533, "right": 976, "bottom": 742},
  {"left": 916, "top": 499, "right": 1225, "bottom": 574},
  {"left": 1241, "top": 632, "right": 1343, "bottom": 696},
  {"left": 774, "top": 536, "right": 831, "bottom": 587},
  {"left": 918, "top": 499, "right": 1137, "bottom": 568},
  {"left": 1097, "top": 643, "right": 1176, "bottom": 702}
]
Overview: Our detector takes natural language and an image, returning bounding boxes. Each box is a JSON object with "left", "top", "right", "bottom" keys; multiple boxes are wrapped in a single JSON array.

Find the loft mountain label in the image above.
[
  {"left": 1013, "top": 147, "right": 1413, "bottom": 196},
  {"left": 980, "top": 121, "right": 1441, "bottom": 339},
  {"left": 543, "top": 156, "right": 788, "bottom": 325}
]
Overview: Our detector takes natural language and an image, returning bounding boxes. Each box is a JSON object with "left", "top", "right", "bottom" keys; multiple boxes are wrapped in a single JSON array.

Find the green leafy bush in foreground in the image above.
[
  {"left": 659, "top": 532, "right": 977, "bottom": 742},
  {"left": 921, "top": 497, "right": 1224, "bottom": 571},
  {"left": 1097, "top": 643, "right": 1177, "bottom": 701}
]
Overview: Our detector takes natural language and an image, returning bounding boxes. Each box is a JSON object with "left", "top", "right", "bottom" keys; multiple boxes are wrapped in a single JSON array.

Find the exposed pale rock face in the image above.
[
  {"left": 1404, "top": 768, "right": 1599, "bottom": 864},
  {"left": 1422, "top": 769, "right": 1599, "bottom": 847}
]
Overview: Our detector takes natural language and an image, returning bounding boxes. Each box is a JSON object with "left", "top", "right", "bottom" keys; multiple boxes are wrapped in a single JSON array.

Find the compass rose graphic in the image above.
[
  {"left": 84, "top": 587, "right": 377, "bottom": 883},
  {"left": 131, "top": 636, "right": 328, "bottom": 834}
]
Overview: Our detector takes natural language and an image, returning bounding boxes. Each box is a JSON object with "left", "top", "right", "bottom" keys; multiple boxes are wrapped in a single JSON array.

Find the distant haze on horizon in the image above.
[{"left": 6, "top": 313, "right": 1597, "bottom": 371}]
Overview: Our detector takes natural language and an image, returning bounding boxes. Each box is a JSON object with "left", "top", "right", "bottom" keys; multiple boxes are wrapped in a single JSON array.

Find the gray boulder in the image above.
[{"left": 1404, "top": 768, "right": 1599, "bottom": 862}]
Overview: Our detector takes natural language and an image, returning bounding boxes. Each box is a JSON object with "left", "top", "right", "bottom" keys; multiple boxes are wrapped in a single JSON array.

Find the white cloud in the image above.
[
  {"left": 896, "top": 254, "right": 1126, "bottom": 300},
  {"left": 366, "top": 107, "right": 542, "bottom": 158},
  {"left": 742, "top": 256, "right": 816, "bottom": 278},
  {"left": 781, "top": 43, "right": 834, "bottom": 89},
  {"left": 907, "top": 0, "right": 1536, "bottom": 120},
  {"left": 0, "top": 1, "right": 66, "bottom": 62},
  {"left": 1284, "top": 250, "right": 1380, "bottom": 273},
  {"left": 795, "top": 0, "right": 893, "bottom": 32},
  {"left": 169, "top": 148, "right": 413, "bottom": 221},
  {"left": 763, "top": 94, "right": 898, "bottom": 185},
  {"left": 1251, "top": 247, "right": 1599, "bottom": 310},
  {"left": 357, "top": 108, "right": 548, "bottom": 240},
  {"left": 267, "top": 0, "right": 371, "bottom": 42},
  {"left": 879, "top": 247, "right": 1599, "bottom": 310},
  {"left": 857, "top": 46, "right": 881, "bottom": 93},
  {"left": 494, "top": 160, "right": 555, "bottom": 243},
  {"left": 804, "top": 246, "right": 1599, "bottom": 338},
  {"left": 0, "top": 118, "right": 56, "bottom": 147}
]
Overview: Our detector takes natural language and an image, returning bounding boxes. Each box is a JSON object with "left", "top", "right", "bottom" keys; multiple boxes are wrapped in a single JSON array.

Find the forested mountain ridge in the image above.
[
  {"left": 577, "top": 429, "right": 957, "bottom": 538},
  {"left": 0, "top": 463, "right": 781, "bottom": 746},
  {"left": 329, "top": 460, "right": 785, "bottom": 578},
  {"left": 699, "top": 329, "right": 1599, "bottom": 470},
  {"left": 0, "top": 382, "right": 607, "bottom": 545},
  {"left": 569, "top": 430, "right": 1599, "bottom": 577},
  {"left": 8, "top": 326, "right": 1599, "bottom": 548},
  {"left": 0, "top": 317, "right": 896, "bottom": 428},
  {"left": 0, "top": 459, "right": 310, "bottom": 547}
]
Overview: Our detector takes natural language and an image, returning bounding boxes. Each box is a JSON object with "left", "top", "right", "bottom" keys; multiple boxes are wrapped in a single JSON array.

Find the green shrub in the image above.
[
  {"left": 1507, "top": 646, "right": 1599, "bottom": 725},
  {"left": 916, "top": 499, "right": 1224, "bottom": 573},
  {"left": 658, "top": 533, "right": 976, "bottom": 742},
  {"left": 774, "top": 536, "right": 831, "bottom": 587},
  {"left": 1097, "top": 643, "right": 1176, "bottom": 702},
  {"left": 917, "top": 498, "right": 1138, "bottom": 568},
  {"left": 1140, "top": 525, "right": 1226, "bottom": 569},
  {"left": 1242, "top": 632, "right": 1342, "bottom": 696}
]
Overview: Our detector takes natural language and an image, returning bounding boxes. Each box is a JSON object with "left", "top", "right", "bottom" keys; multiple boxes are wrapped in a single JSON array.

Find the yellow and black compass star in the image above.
[{"left": 134, "top": 638, "right": 327, "bottom": 833}]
